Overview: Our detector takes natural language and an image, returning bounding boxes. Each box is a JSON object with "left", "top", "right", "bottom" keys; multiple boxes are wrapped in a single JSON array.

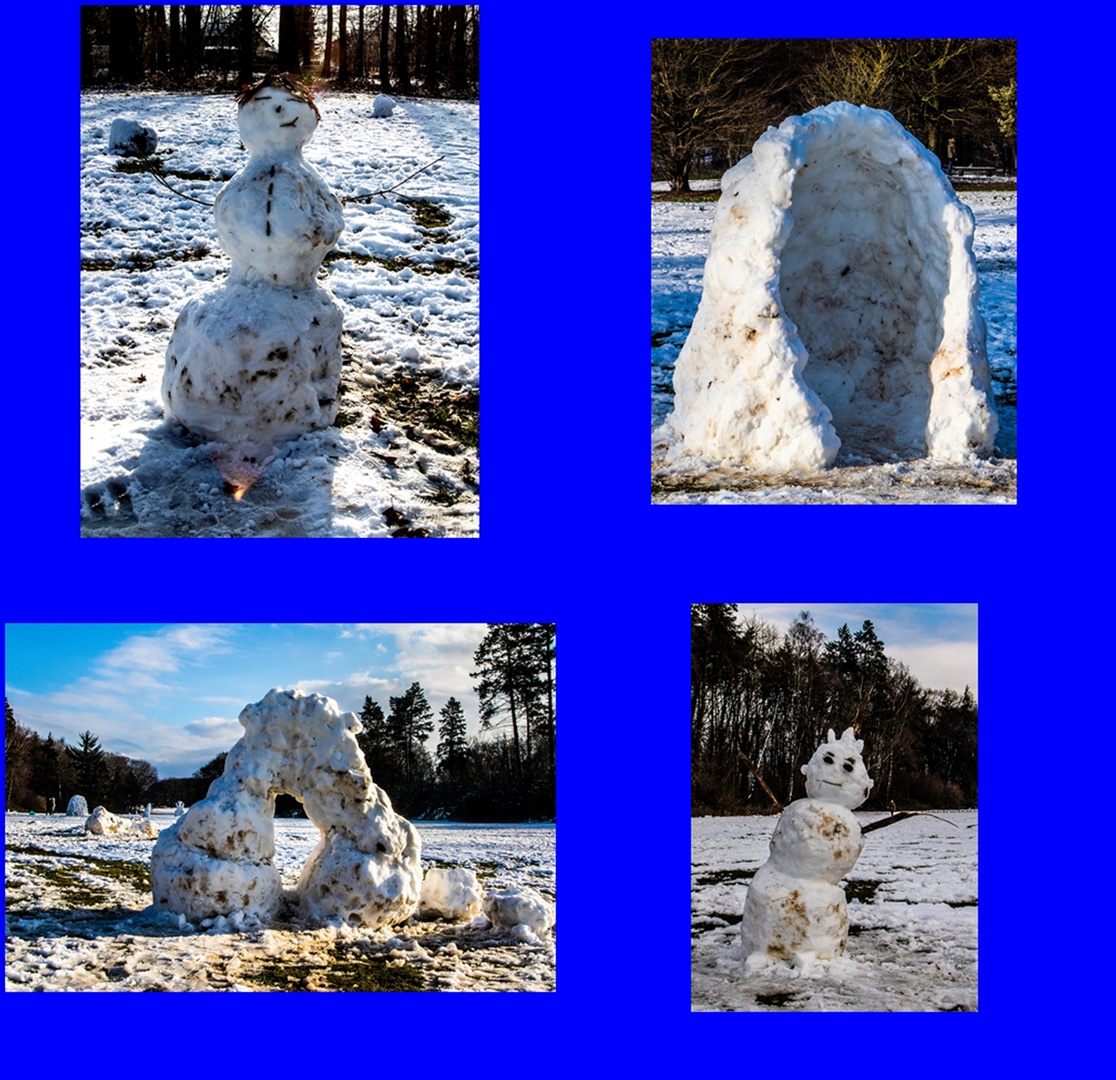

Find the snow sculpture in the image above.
[
  {"left": 173, "top": 801, "right": 185, "bottom": 817},
  {"left": 85, "top": 806, "right": 158, "bottom": 838},
  {"left": 162, "top": 73, "right": 345, "bottom": 495},
  {"left": 665, "top": 102, "right": 998, "bottom": 470},
  {"left": 741, "top": 728, "right": 873, "bottom": 970},
  {"left": 150, "top": 688, "right": 421, "bottom": 928},
  {"left": 419, "top": 867, "right": 484, "bottom": 920},
  {"left": 66, "top": 795, "right": 89, "bottom": 817},
  {"left": 484, "top": 886, "right": 555, "bottom": 942}
]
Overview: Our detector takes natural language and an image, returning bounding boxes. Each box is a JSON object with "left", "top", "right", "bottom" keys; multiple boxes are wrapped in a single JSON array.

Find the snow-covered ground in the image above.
[
  {"left": 652, "top": 187, "right": 1016, "bottom": 503},
  {"left": 5, "top": 813, "right": 554, "bottom": 991},
  {"left": 692, "top": 811, "right": 976, "bottom": 1011},
  {"left": 81, "top": 91, "right": 478, "bottom": 536}
]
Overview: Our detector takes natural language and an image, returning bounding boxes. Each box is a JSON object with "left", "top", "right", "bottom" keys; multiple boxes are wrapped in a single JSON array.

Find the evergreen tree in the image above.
[
  {"left": 65, "top": 730, "right": 111, "bottom": 808},
  {"left": 388, "top": 682, "right": 434, "bottom": 783},
  {"left": 436, "top": 696, "right": 468, "bottom": 777}
]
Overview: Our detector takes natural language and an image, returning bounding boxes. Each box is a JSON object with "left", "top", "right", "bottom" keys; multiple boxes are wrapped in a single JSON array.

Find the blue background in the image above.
[{"left": 1, "top": 1, "right": 1104, "bottom": 1074}]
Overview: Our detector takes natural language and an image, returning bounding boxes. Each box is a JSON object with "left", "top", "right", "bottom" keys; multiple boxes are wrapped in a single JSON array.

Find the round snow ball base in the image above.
[
  {"left": 666, "top": 101, "right": 998, "bottom": 470},
  {"left": 162, "top": 281, "right": 343, "bottom": 448}
]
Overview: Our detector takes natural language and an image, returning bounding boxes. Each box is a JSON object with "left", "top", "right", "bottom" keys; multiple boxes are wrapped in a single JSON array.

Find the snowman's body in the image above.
[
  {"left": 742, "top": 728, "right": 873, "bottom": 971},
  {"left": 162, "top": 75, "right": 344, "bottom": 488}
]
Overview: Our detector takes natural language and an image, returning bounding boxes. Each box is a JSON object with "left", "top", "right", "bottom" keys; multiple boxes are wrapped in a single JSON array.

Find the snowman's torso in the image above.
[{"left": 216, "top": 155, "right": 343, "bottom": 287}]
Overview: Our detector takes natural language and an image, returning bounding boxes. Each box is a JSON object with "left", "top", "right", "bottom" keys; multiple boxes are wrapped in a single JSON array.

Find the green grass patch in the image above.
[
  {"left": 401, "top": 196, "right": 454, "bottom": 230},
  {"left": 240, "top": 944, "right": 427, "bottom": 992},
  {"left": 7, "top": 845, "right": 151, "bottom": 896},
  {"left": 364, "top": 371, "right": 478, "bottom": 450}
]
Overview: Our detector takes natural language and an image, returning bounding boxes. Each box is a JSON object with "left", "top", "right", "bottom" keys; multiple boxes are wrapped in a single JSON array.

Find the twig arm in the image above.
[{"left": 737, "top": 752, "right": 784, "bottom": 812}]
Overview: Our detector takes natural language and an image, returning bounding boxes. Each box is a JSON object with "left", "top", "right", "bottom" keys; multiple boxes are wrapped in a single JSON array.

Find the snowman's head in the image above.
[
  {"left": 236, "top": 72, "right": 321, "bottom": 154},
  {"left": 802, "top": 728, "right": 874, "bottom": 808}
]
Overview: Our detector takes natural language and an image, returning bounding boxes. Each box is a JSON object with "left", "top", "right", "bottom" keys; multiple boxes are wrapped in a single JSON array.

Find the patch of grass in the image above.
[
  {"left": 8, "top": 845, "right": 151, "bottom": 896},
  {"left": 240, "top": 944, "right": 427, "bottom": 992},
  {"left": 323, "top": 250, "right": 474, "bottom": 277},
  {"left": 755, "top": 991, "right": 801, "bottom": 1007},
  {"left": 401, "top": 196, "right": 453, "bottom": 230},
  {"left": 419, "top": 476, "right": 462, "bottom": 506},
  {"left": 695, "top": 868, "right": 755, "bottom": 887},
  {"left": 364, "top": 371, "right": 478, "bottom": 450},
  {"left": 843, "top": 879, "right": 883, "bottom": 905},
  {"left": 81, "top": 246, "right": 212, "bottom": 272}
]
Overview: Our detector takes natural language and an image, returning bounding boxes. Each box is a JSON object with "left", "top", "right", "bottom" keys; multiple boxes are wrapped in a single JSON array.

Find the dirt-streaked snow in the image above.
[
  {"left": 81, "top": 91, "right": 478, "bottom": 537},
  {"left": 692, "top": 810, "right": 976, "bottom": 1011},
  {"left": 5, "top": 813, "right": 554, "bottom": 991}
]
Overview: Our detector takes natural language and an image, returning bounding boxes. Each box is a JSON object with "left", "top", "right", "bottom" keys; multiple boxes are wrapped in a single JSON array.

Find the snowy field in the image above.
[
  {"left": 5, "top": 813, "right": 554, "bottom": 991},
  {"left": 81, "top": 91, "right": 478, "bottom": 537},
  {"left": 652, "top": 188, "right": 1016, "bottom": 503},
  {"left": 692, "top": 811, "right": 976, "bottom": 1011}
]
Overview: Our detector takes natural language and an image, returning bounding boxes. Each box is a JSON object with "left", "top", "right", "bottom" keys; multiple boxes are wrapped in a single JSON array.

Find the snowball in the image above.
[
  {"left": 666, "top": 102, "right": 997, "bottom": 470},
  {"left": 483, "top": 886, "right": 554, "bottom": 940},
  {"left": 108, "top": 118, "right": 157, "bottom": 155},
  {"left": 66, "top": 795, "right": 89, "bottom": 817},
  {"left": 150, "top": 688, "right": 421, "bottom": 928},
  {"left": 420, "top": 867, "right": 484, "bottom": 920},
  {"left": 373, "top": 94, "right": 396, "bottom": 118}
]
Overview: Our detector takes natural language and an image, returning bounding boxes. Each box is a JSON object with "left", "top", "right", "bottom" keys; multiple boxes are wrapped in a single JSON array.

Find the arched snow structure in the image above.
[
  {"left": 665, "top": 102, "right": 998, "bottom": 470},
  {"left": 151, "top": 688, "right": 421, "bottom": 927}
]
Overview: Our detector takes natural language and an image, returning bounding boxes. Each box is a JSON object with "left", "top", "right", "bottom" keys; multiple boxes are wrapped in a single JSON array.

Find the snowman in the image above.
[
  {"left": 162, "top": 72, "right": 345, "bottom": 495},
  {"left": 741, "top": 728, "right": 874, "bottom": 971}
]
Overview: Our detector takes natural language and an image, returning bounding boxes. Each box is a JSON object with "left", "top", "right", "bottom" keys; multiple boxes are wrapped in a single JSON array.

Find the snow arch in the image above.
[
  {"left": 150, "top": 688, "right": 421, "bottom": 927},
  {"left": 665, "top": 102, "right": 998, "bottom": 470}
]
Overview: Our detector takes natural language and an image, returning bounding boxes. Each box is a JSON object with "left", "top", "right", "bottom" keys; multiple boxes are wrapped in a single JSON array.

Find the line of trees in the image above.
[
  {"left": 5, "top": 699, "right": 159, "bottom": 813},
  {"left": 80, "top": 6, "right": 479, "bottom": 96},
  {"left": 691, "top": 606, "right": 977, "bottom": 815},
  {"left": 653, "top": 38, "right": 1016, "bottom": 192}
]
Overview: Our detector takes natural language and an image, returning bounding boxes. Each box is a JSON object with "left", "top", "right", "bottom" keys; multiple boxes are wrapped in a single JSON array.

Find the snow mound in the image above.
[
  {"left": 84, "top": 806, "right": 158, "bottom": 838},
  {"left": 109, "top": 117, "right": 157, "bottom": 155},
  {"left": 483, "top": 885, "right": 555, "bottom": 942},
  {"left": 150, "top": 688, "right": 421, "bottom": 927},
  {"left": 665, "top": 101, "right": 997, "bottom": 470},
  {"left": 66, "top": 795, "right": 89, "bottom": 817},
  {"left": 419, "top": 867, "right": 483, "bottom": 920},
  {"left": 373, "top": 94, "right": 396, "bottom": 118}
]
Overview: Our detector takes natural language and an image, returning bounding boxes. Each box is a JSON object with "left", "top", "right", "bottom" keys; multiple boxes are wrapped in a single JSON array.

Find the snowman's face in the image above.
[
  {"left": 237, "top": 91, "right": 319, "bottom": 155},
  {"left": 801, "top": 729, "right": 873, "bottom": 808}
]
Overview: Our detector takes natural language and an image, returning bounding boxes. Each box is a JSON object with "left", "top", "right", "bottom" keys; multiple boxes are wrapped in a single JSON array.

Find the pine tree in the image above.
[
  {"left": 389, "top": 682, "right": 434, "bottom": 782},
  {"left": 436, "top": 696, "right": 469, "bottom": 778},
  {"left": 65, "top": 730, "right": 111, "bottom": 809}
]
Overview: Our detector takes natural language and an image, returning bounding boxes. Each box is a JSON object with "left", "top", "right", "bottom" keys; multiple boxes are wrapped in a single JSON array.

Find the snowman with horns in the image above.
[
  {"left": 162, "top": 72, "right": 345, "bottom": 496},
  {"left": 741, "top": 727, "right": 874, "bottom": 971}
]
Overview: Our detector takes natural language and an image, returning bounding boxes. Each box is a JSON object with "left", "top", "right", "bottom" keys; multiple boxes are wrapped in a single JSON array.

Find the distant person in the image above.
[
  {"left": 48, "top": 797, "right": 55, "bottom": 815},
  {"left": 946, "top": 137, "right": 957, "bottom": 176}
]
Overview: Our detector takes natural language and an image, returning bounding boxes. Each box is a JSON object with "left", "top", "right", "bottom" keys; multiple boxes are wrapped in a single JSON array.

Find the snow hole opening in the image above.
[{"left": 779, "top": 144, "right": 948, "bottom": 461}]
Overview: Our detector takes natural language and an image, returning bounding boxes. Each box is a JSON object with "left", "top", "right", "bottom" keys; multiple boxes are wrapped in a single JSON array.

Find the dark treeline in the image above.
[
  {"left": 81, "top": 5, "right": 479, "bottom": 97},
  {"left": 653, "top": 38, "right": 1016, "bottom": 192},
  {"left": 7, "top": 623, "right": 554, "bottom": 823},
  {"left": 692, "top": 605, "right": 977, "bottom": 816},
  {"left": 5, "top": 700, "right": 159, "bottom": 814}
]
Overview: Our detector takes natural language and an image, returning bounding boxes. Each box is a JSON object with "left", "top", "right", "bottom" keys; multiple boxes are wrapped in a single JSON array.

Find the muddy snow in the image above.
[
  {"left": 81, "top": 90, "right": 478, "bottom": 537},
  {"left": 5, "top": 813, "right": 554, "bottom": 991},
  {"left": 692, "top": 810, "right": 976, "bottom": 1011}
]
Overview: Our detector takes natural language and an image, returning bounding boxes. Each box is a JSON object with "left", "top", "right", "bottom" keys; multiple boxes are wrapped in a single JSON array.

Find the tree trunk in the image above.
[
  {"left": 338, "top": 6, "right": 349, "bottom": 82},
  {"left": 379, "top": 6, "right": 391, "bottom": 91},
  {"left": 237, "top": 6, "right": 254, "bottom": 87},
  {"left": 323, "top": 6, "right": 333, "bottom": 77},
  {"left": 278, "top": 6, "right": 299, "bottom": 75},
  {"left": 395, "top": 6, "right": 411, "bottom": 92}
]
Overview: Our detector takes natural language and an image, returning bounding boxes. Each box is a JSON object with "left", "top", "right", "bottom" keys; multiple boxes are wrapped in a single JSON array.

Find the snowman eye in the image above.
[
  {"left": 823, "top": 753, "right": 834, "bottom": 765},
  {"left": 843, "top": 761, "right": 854, "bottom": 772}
]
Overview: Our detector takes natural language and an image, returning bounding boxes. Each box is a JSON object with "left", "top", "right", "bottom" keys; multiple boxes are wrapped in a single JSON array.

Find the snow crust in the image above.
[
  {"left": 665, "top": 102, "right": 998, "bottom": 470},
  {"left": 151, "top": 688, "right": 421, "bottom": 927},
  {"left": 419, "top": 866, "right": 484, "bottom": 920},
  {"left": 741, "top": 729, "right": 871, "bottom": 970}
]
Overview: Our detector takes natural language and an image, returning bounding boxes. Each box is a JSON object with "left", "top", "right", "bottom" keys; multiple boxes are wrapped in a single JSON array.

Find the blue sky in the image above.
[
  {"left": 733, "top": 605, "right": 978, "bottom": 695},
  {"left": 4, "top": 624, "right": 490, "bottom": 778}
]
